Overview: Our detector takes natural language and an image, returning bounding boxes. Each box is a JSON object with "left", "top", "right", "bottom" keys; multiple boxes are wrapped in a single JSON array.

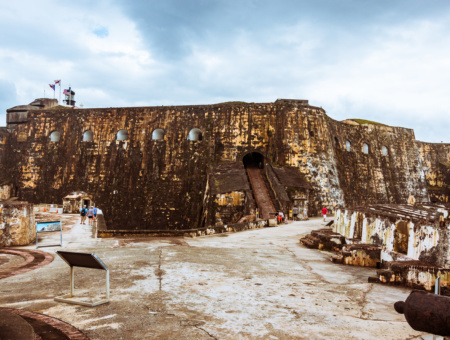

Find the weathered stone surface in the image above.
[
  {"left": 341, "top": 244, "right": 381, "bottom": 267},
  {"left": 0, "top": 184, "right": 12, "bottom": 201},
  {"left": 334, "top": 205, "right": 450, "bottom": 268},
  {"left": 204, "top": 162, "right": 254, "bottom": 226},
  {"left": 2, "top": 98, "right": 449, "bottom": 231},
  {"left": 0, "top": 202, "right": 35, "bottom": 246},
  {"left": 328, "top": 121, "right": 428, "bottom": 206},
  {"left": 378, "top": 260, "right": 450, "bottom": 292},
  {"left": 416, "top": 141, "right": 450, "bottom": 203}
]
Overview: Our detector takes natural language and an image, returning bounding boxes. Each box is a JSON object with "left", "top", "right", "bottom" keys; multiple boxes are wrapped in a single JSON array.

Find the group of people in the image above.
[
  {"left": 276, "top": 211, "right": 285, "bottom": 224},
  {"left": 276, "top": 206, "right": 329, "bottom": 224},
  {"left": 80, "top": 205, "right": 98, "bottom": 225},
  {"left": 292, "top": 207, "right": 309, "bottom": 221}
]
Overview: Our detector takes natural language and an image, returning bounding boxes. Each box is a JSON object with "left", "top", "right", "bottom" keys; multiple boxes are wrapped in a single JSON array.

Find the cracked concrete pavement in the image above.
[{"left": 0, "top": 214, "right": 427, "bottom": 339}]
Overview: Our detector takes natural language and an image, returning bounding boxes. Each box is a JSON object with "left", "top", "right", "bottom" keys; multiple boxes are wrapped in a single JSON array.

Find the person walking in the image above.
[
  {"left": 87, "top": 206, "right": 94, "bottom": 225},
  {"left": 93, "top": 206, "right": 98, "bottom": 224},
  {"left": 80, "top": 205, "right": 87, "bottom": 224},
  {"left": 322, "top": 206, "right": 328, "bottom": 222}
]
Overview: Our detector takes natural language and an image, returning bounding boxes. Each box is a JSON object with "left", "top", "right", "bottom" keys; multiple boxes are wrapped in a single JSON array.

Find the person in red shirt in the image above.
[
  {"left": 277, "top": 212, "right": 282, "bottom": 225},
  {"left": 322, "top": 207, "right": 328, "bottom": 222}
]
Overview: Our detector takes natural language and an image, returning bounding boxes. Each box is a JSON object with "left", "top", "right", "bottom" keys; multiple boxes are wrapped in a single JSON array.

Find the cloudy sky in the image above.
[{"left": 1, "top": 0, "right": 449, "bottom": 142}]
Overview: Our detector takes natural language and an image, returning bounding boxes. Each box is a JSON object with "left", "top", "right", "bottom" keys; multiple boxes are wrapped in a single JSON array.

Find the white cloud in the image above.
[{"left": 0, "top": 0, "right": 449, "bottom": 142}]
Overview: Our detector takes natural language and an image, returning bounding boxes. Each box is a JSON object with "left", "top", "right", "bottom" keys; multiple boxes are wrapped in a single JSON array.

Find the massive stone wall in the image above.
[
  {"left": 0, "top": 127, "right": 8, "bottom": 171},
  {"left": 2, "top": 99, "right": 444, "bottom": 230},
  {"left": 326, "top": 120, "right": 428, "bottom": 206},
  {"left": 416, "top": 141, "right": 450, "bottom": 203}
]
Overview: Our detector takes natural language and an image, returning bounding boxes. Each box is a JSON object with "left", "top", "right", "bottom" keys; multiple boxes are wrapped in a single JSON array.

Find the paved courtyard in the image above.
[{"left": 0, "top": 215, "right": 426, "bottom": 339}]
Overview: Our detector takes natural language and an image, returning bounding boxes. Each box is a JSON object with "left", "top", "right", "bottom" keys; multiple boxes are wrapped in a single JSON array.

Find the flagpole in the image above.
[{"left": 59, "top": 82, "right": 61, "bottom": 104}]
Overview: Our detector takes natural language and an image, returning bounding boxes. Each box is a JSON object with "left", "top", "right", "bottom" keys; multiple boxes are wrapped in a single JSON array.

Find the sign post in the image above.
[{"left": 54, "top": 251, "right": 110, "bottom": 307}]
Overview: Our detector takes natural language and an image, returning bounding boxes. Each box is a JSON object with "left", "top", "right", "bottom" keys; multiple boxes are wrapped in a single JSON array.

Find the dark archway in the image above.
[
  {"left": 243, "top": 152, "right": 264, "bottom": 169},
  {"left": 393, "top": 221, "right": 409, "bottom": 254}
]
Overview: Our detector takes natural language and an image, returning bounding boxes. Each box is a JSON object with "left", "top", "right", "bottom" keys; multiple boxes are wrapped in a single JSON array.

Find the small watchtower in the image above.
[{"left": 63, "top": 87, "right": 76, "bottom": 106}]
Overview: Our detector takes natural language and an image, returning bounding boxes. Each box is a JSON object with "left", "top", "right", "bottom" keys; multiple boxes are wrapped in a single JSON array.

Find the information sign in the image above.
[
  {"left": 36, "top": 221, "right": 62, "bottom": 248},
  {"left": 54, "top": 251, "right": 110, "bottom": 307}
]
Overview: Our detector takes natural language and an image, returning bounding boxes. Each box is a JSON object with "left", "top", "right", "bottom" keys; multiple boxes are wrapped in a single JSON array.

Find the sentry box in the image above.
[{"left": 54, "top": 251, "right": 110, "bottom": 307}]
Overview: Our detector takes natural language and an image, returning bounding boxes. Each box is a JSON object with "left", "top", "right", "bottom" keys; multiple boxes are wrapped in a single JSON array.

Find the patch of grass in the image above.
[
  {"left": 348, "top": 119, "right": 389, "bottom": 126},
  {"left": 45, "top": 105, "right": 70, "bottom": 110},
  {"left": 216, "top": 101, "right": 248, "bottom": 105}
]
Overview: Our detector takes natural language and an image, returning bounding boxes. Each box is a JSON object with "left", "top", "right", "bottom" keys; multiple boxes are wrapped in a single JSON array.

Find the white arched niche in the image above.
[
  {"left": 382, "top": 146, "right": 388, "bottom": 156},
  {"left": 50, "top": 131, "right": 61, "bottom": 142},
  {"left": 117, "top": 129, "right": 129, "bottom": 141},
  {"left": 152, "top": 129, "right": 165, "bottom": 140},
  {"left": 346, "top": 141, "right": 351, "bottom": 152},
  {"left": 188, "top": 128, "right": 202, "bottom": 141},
  {"left": 83, "top": 130, "right": 93, "bottom": 142},
  {"left": 363, "top": 143, "right": 369, "bottom": 154}
]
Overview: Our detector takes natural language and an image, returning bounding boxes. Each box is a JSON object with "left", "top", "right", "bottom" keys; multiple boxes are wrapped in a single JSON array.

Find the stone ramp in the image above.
[{"left": 246, "top": 167, "right": 276, "bottom": 219}]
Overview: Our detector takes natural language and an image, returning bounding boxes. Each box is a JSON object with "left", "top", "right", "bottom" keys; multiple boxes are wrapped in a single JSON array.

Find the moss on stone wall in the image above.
[{"left": 3, "top": 100, "right": 448, "bottom": 230}]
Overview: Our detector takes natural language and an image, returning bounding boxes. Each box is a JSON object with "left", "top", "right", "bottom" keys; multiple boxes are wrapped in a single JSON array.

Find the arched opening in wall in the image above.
[
  {"left": 346, "top": 141, "right": 351, "bottom": 152},
  {"left": 334, "top": 137, "right": 340, "bottom": 148},
  {"left": 382, "top": 146, "right": 388, "bottom": 156},
  {"left": 393, "top": 221, "right": 409, "bottom": 254},
  {"left": 188, "top": 128, "right": 202, "bottom": 141},
  {"left": 243, "top": 152, "right": 264, "bottom": 169},
  {"left": 50, "top": 131, "right": 60, "bottom": 142},
  {"left": 83, "top": 130, "right": 93, "bottom": 142},
  {"left": 152, "top": 129, "right": 165, "bottom": 140},
  {"left": 309, "top": 130, "right": 315, "bottom": 137},
  {"left": 117, "top": 129, "right": 129, "bottom": 141},
  {"left": 363, "top": 143, "right": 369, "bottom": 154}
]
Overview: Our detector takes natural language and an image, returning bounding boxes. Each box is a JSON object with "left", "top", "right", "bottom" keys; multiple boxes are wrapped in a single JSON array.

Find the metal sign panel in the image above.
[
  {"left": 56, "top": 251, "right": 108, "bottom": 270},
  {"left": 36, "top": 221, "right": 61, "bottom": 232},
  {"left": 55, "top": 251, "right": 110, "bottom": 307},
  {"left": 36, "top": 221, "right": 62, "bottom": 248}
]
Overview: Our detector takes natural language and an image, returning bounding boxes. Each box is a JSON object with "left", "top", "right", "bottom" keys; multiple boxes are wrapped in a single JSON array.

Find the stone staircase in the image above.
[{"left": 246, "top": 167, "right": 276, "bottom": 219}]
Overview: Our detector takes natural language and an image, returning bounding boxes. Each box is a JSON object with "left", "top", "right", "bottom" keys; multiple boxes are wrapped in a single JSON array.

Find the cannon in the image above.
[{"left": 394, "top": 290, "right": 450, "bottom": 336}]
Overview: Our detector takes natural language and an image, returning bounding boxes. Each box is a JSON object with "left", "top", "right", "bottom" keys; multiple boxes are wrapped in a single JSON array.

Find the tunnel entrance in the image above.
[{"left": 243, "top": 152, "right": 264, "bottom": 169}]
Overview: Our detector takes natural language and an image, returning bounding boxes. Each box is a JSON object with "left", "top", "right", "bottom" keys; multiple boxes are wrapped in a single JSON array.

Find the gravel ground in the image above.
[{"left": 0, "top": 214, "right": 426, "bottom": 340}]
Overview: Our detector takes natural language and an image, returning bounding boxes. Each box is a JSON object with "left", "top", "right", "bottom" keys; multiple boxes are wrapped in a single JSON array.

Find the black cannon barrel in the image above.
[{"left": 394, "top": 290, "right": 450, "bottom": 336}]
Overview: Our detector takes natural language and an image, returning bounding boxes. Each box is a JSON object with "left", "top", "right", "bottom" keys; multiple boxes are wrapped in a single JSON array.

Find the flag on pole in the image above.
[
  {"left": 54, "top": 80, "right": 62, "bottom": 103},
  {"left": 49, "top": 84, "right": 56, "bottom": 91},
  {"left": 63, "top": 88, "right": 70, "bottom": 95}
]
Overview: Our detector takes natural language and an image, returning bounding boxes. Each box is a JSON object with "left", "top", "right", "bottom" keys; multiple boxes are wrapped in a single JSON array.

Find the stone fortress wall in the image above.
[
  {"left": 415, "top": 141, "right": 450, "bottom": 203},
  {"left": 1, "top": 98, "right": 448, "bottom": 231}
]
